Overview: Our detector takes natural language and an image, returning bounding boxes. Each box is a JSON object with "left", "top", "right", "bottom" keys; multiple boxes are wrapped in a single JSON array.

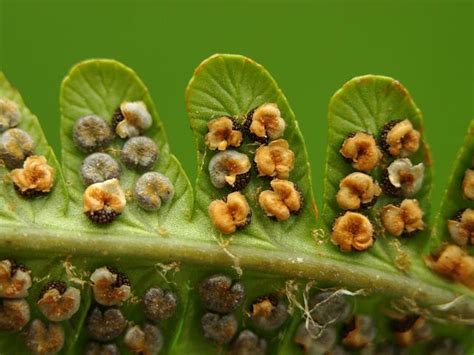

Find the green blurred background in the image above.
[{"left": 0, "top": 0, "right": 472, "bottom": 210}]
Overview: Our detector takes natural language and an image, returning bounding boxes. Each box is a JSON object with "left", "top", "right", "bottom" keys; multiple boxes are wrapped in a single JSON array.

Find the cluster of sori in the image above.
[
  {"left": 206, "top": 104, "right": 303, "bottom": 234},
  {"left": 0, "top": 259, "right": 69, "bottom": 353},
  {"left": 197, "top": 273, "right": 287, "bottom": 352},
  {"left": 427, "top": 154, "right": 474, "bottom": 288},
  {"left": 73, "top": 101, "right": 174, "bottom": 224},
  {"left": 331, "top": 119, "right": 425, "bottom": 252},
  {"left": 294, "top": 291, "right": 372, "bottom": 354},
  {"left": 294, "top": 291, "right": 466, "bottom": 354},
  {"left": 86, "top": 266, "right": 176, "bottom": 354},
  {"left": 0, "top": 98, "right": 55, "bottom": 198},
  {"left": 85, "top": 266, "right": 131, "bottom": 354},
  {"left": 0, "top": 258, "right": 179, "bottom": 354},
  {"left": 1, "top": 259, "right": 466, "bottom": 354},
  {"left": 195, "top": 274, "right": 461, "bottom": 354}
]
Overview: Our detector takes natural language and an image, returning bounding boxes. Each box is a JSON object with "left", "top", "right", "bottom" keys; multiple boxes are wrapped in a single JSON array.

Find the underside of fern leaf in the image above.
[{"left": 0, "top": 55, "right": 473, "bottom": 354}]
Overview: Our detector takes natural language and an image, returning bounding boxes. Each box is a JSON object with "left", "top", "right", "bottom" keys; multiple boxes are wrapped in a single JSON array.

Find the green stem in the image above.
[{"left": 1, "top": 226, "right": 473, "bottom": 323}]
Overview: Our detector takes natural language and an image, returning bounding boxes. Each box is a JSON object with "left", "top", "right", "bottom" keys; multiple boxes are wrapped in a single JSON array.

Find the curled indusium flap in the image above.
[
  {"left": 0, "top": 259, "right": 32, "bottom": 298},
  {"left": 336, "top": 172, "right": 381, "bottom": 210},
  {"left": 205, "top": 116, "right": 243, "bottom": 151},
  {"left": 258, "top": 179, "right": 303, "bottom": 221},
  {"left": 381, "top": 119, "right": 421, "bottom": 157},
  {"left": 245, "top": 103, "right": 285, "bottom": 143},
  {"left": 331, "top": 212, "right": 374, "bottom": 252},
  {"left": 339, "top": 132, "right": 381, "bottom": 172},
  {"left": 255, "top": 139, "right": 295, "bottom": 179},
  {"left": 83, "top": 179, "right": 126, "bottom": 224},
  {"left": 384, "top": 158, "right": 424, "bottom": 197},
  {"left": 37, "top": 283, "right": 81, "bottom": 322},
  {"left": 250, "top": 295, "right": 288, "bottom": 331},
  {"left": 9, "top": 155, "right": 55, "bottom": 195},
  {"left": 426, "top": 244, "right": 474, "bottom": 288},
  {"left": 90, "top": 266, "right": 131, "bottom": 306},
  {"left": 208, "top": 150, "right": 251, "bottom": 190},
  {"left": 208, "top": 192, "right": 251, "bottom": 234},
  {"left": 448, "top": 209, "right": 474, "bottom": 246},
  {"left": 382, "top": 199, "right": 424, "bottom": 237},
  {"left": 114, "top": 101, "right": 152, "bottom": 139},
  {"left": 83, "top": 179, "right": 126, "bottom": 214}
]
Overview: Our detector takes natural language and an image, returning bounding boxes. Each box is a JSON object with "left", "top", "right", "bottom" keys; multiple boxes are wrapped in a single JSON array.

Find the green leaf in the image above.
[
  {"left": 324, "top": 75, "right": 433, "bottom": 265},
  {"left": 186, "top": 54, "right": 318, "bottom": 250},
  {"left": 0, "top": 72, "right": 68, "bottom": 228},
  {"left": 430, "top": 120, "right": 474, "bottom": 250},
  {"left": 322, "top": 75, "right": 474, "bottom": 320},
  {"left": 60, "top": 59, "right": 194, "bottom": 238}
]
